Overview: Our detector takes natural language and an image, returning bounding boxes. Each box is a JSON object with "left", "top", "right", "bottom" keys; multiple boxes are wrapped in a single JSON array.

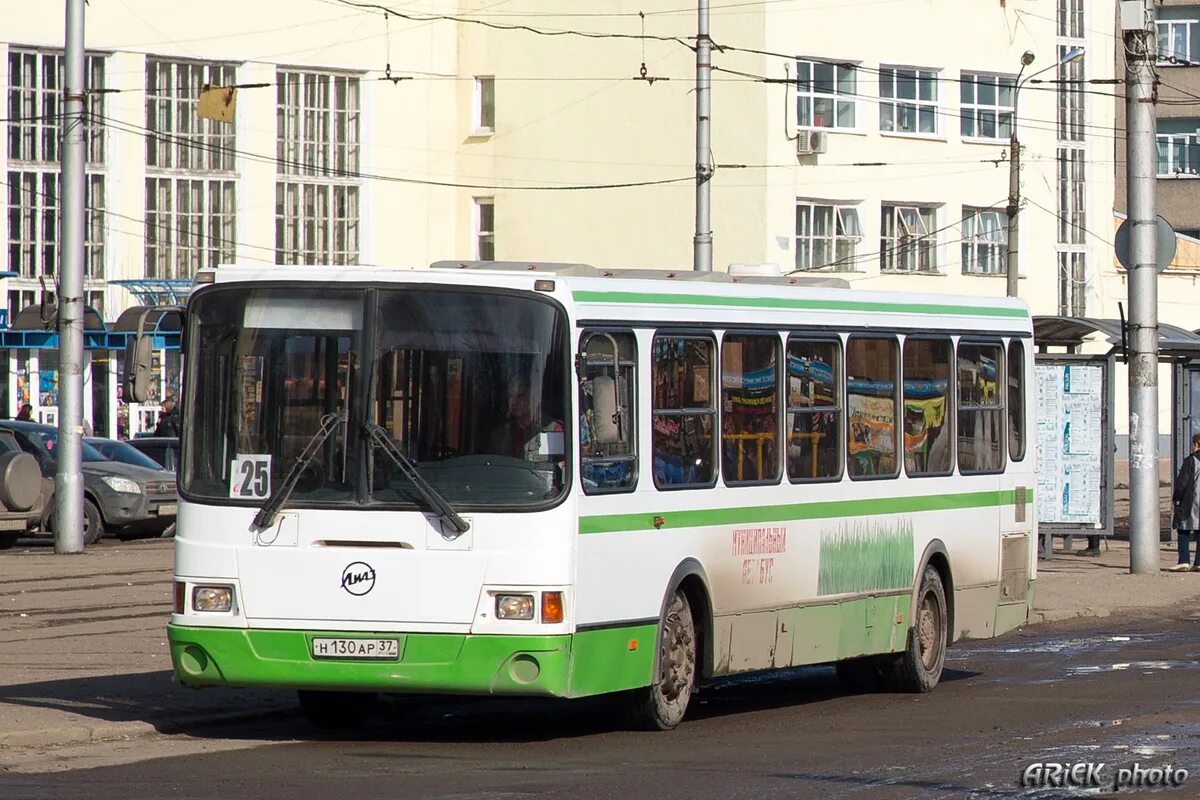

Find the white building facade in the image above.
[{"left": 0, "top": 0, "right": 1117, "bottom": 429}]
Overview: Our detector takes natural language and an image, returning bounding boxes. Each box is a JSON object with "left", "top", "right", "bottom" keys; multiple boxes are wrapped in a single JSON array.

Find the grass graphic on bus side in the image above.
[{"left": 817, "top": 518, "right": 915, "bottom": 595}]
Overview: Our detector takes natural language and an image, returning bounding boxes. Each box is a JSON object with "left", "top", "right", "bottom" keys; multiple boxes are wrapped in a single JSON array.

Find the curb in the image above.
[{"left": 0, "top": 706, "right": 294, "bottom": 750}]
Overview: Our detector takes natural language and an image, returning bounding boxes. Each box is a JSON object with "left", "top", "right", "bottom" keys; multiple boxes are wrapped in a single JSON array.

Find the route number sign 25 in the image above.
[{"left": 230, "top": 454, "right": 272, "bottom": 499}]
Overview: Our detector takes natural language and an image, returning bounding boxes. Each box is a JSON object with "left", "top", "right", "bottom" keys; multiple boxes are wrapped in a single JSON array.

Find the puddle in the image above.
[{"left": 1066, "top": 660, "right": 1200, "bottom": 676}]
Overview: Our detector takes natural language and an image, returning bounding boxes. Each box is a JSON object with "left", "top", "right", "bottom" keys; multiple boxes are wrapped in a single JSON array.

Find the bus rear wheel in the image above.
[
  {"left": 297, "top": 690, "right": 376, "bottom": 731},
  {"left": 629, "top": 590, "right": 696, "bottom": 731},
  {"left": 885, "top": 565, "right": 948, "bottom": 693}
]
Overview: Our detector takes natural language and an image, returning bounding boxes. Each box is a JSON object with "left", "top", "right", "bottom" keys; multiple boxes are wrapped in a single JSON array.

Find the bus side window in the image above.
[
  {"left": 722, "top": 333, "right": 781, "bottom": 485},
  {"left": 958, "top": 341, "right": 1004, "bottom": 473},
  {"left": 786, "top": 337, "right": 842, "bottom": 482},
  {"left": 1008, "top": 339, "right": 1026, "bottom": 461},
  {"left": 651, "top": 335, "right": 717, "bottom": 489},
  {"left": 846, "top": 336, "right": 899, "bottom": 479},
  {"left": 903, "top": 337, "right": 954, "bottom": 477},
  {"left": 579, "top": 331, "right": 638, "bottom": 493}
]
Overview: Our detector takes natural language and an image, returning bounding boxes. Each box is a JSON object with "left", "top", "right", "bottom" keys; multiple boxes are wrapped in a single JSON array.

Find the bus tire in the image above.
[
  {"left": 886, "top": 565, "right": 948, "bottom": 693},
  {"left": 297, "top": 690, "right": 376, "bottom": 730},
  {"left": 629, "top": 590, "right": 696, "bottom": 731}
]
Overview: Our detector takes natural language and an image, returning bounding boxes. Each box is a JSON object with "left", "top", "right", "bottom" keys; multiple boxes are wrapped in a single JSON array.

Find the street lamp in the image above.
[{"left": 1006, "top": 46, "right": 1086, "bottom": 298}]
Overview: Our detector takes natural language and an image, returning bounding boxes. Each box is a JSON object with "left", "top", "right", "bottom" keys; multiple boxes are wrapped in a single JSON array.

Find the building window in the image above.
[
  {"left": 879, "top": 67, "right": 938, "bottom": 135},
  {"left": 1058, "top": 0, "right": 1083, "bottom": 38},
  {"left": 7, "top": 49, "right": 105, "bottom": 165},
  {"left": 880, "top": 205, "right": 937, "bottom": 272},
  {"left": 961, "top": 207, "right": 1007, "bottom": 275},
  {"left": 145, "top": 60, "right": 237, "bottom": 278},
  {"left": 473, "top": 76, "right": 495, "bottom": 133},
  {"left": 721, "top": 333, "right": 780, "bottom": 485},
  {"left": 6, "top": 49, "right": 106, "bottom": 283},
  {"left": 1057, "top": 250, "right": 1086, "bottom": 316},
  {"left": 786, "top": 337, "right": 841, "bottom": 482},
  {"left": 957, "top": 342, "right": 1004, "bottom": 474},
  {"left": 7, "top": 171, "right": 105, "bottom": 279},
  {"left": 1057, "top": 148, "right": 1086, "bottom": 243},
  {"left": 275, "top": 70, "right": 361, "bottom": 264},
  {"left": 651, "top": 335, "right": 717, "bottom": 489},
  {"left": 960, "top": 73, "right": 1014, "bottom": 140},
  {"left": 1056, "top": 47, "right": 1085, "bottom": 142},
  {"left": 795, "top": 202, "right": 862, "bottom": 271},
  {"left": 1157, "top": 133, "right": 1200, "bottom": 176},
  {"left": 474, "top": 197, "right": 495, "bottom": 260},
  {"left": 147, "top": 178, "right": 236, "bottom": 279},
  {"left": 796, "top": 60, "right": 856, "bottom": 130},
  {"left": 1158, "top": 19, "right": 1198, "bottom": 64}
]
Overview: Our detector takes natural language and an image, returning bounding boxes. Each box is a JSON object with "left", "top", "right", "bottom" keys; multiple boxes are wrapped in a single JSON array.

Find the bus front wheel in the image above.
[
  {"left": 629, "top": 590, "right": 696, "bottom": 731},
  {"left": 297, "top": 690, "right": 376, "bottom": 731},
  {"left": 886, "top": 565, "right": 948, "bottom": 693}
]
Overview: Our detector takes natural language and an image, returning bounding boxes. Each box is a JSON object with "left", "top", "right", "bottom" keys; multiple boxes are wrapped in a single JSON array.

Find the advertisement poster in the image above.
[{"left": 1036, "top": 364, "right": 1103, "bottom": 526}]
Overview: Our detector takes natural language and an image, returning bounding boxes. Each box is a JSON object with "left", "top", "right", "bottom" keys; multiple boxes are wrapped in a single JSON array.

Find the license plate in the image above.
[
  {"left": 155, "top": 504, "right": 178, "bottom": 516},
  {"left": 311, "top": 637, "right": 400, "bottom": 661}
]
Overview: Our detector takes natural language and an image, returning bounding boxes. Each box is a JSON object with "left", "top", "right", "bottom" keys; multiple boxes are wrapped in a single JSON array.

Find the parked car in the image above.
[
  {"left": 87, "top": 437, "right": 170, "bottom": 472},
  {"left": 127, "top": 436, "right": 180, "bottom": 472},
  {"left": 0, "top": 429, "right": 48, "bottom": 550},
  {"left": 0, "top": 421, "right": 177, "bottom": 544}
]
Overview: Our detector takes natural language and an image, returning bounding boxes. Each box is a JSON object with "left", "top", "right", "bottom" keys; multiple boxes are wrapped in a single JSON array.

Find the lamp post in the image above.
[{"left": 1006, "top": 46, "right": 1085, "bottom": 298}]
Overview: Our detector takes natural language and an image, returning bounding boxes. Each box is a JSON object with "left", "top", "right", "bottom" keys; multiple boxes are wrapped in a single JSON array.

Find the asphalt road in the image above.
[{"left": 2, "top": 607, "right": 1198, "bottom": 800}]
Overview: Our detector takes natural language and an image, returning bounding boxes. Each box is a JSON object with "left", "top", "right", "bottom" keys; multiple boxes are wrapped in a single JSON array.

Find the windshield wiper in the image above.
[
  {"left": 252, "top": 411, "right": 347, "bottom": 530},
  {"left": 364, "top": 423, "right": 470, "bottom": 536}
]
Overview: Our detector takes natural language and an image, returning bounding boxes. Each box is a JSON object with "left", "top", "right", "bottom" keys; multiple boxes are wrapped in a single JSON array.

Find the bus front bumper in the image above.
[{"left": 168, "top": 623, "right": 657, "bottom": 698}]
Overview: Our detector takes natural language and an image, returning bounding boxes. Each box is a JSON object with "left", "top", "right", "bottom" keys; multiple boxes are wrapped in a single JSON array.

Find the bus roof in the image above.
[{"left": 198, "top": 261, "right": 1032, "bottom": 333}]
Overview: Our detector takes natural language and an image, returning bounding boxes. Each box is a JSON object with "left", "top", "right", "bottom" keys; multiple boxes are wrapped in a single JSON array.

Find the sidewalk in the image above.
[{"left": 3, "top": 535, "right": 1200, "bottom": 756}]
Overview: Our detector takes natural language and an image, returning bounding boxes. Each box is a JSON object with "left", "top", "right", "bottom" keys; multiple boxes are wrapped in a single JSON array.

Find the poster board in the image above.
[{"left": 1034, "top": 354, "right": 1114, "bottom": 540}]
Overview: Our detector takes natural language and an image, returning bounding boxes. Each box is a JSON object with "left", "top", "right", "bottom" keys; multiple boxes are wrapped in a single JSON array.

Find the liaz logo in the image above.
[{"left": 340, "top": 562, "right": 376, "bottom": 596}]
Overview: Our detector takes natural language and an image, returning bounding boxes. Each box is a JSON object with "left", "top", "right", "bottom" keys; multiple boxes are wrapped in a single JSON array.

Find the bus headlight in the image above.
[
  {"left": 192, "top": 585, "right": 234, "bottom": 613},
  {"left": 495, "top": 594, "right": 535, "bottom": 620}
]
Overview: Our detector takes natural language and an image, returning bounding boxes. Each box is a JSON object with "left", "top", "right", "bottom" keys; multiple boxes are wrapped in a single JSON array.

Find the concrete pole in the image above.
[
  {"left": 55, "top": 0, "right": 86, "bottom": 554},
  {"left": 693, "top": 0, "right": 712, "bottom": 272},
  {"left": 1125, "top": 18, "right": 1160, "bottom": 574},
  {"left": 1005, "top": 130, "right": 1021, "bottom": 297}
]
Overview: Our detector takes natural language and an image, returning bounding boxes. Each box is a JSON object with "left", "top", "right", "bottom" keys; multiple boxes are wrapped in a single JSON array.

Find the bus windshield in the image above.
[{"left": 183, "top": 285, "right": 569, "bottom": 510}]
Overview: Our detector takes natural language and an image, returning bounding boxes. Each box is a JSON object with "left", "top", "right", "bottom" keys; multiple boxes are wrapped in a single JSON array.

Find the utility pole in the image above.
[
  {"left": 56, "top": 0, "right": 86, "bottom": 554},
  {"left": 1122, "top": 0, "right": 1160, "bottom": 574},
  {"left": 693, "top": 0, "right": 712, "bottom": 272}
]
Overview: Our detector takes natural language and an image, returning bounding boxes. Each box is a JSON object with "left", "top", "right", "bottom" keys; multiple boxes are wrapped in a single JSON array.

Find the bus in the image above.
[{"left": 165, "top": 261, "right": 1036, "bottom": 731}]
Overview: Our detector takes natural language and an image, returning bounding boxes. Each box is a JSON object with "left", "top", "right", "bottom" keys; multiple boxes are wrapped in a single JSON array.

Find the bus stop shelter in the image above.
[{"left": 1033, "top": 316, "right": 1200, "bottom": 552}]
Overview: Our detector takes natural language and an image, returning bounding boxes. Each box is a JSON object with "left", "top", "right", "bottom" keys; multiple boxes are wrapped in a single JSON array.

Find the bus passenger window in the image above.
[
  {"left": 651, "top": 335, "right": 717, "bottom": 489},
  {"left": 958, "top": 342, "right": 1004, "bottom": 473},
  {"left": 579, "top": 331, "right": 638, "bottom": 493},
  {"left": 1008, "top": 340, "right": 1026, "bottom": 461},
  {"left": 846, "top": 337, "right": 899, "bottom": 479},
  {"left": 786, "top": 338, "right": 842, "bottom": 481},
  {"left": 903, "top": 338, "right": 953, "bottom": 476},
  {"left": 722, "top": 333, "right": 780, "bottom": 485}
]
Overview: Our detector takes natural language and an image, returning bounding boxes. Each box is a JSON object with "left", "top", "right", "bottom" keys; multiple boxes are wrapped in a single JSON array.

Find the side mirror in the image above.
[{"left": 124, "top": 334, "right": 154, "bottom": 404}]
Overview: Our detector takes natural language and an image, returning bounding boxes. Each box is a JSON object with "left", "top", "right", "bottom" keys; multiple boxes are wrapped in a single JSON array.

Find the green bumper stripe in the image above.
[
  {"left": 572, "top": 290, "right": 1029, "bottom": 319},
  {"left": 169, "top": 623, "right": 656, "bottom": 699},
  {"left": 580, "top": 489, "right": 1020, "bottom": 535}
]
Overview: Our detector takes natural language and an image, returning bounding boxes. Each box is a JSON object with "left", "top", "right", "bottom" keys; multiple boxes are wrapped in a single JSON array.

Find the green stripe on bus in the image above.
[
  {"left": 571, "top": 290, "right": 1029, "bottom": 319},
  {"left": 578, "top": 489, "right": 1019, "bottom": 535}
]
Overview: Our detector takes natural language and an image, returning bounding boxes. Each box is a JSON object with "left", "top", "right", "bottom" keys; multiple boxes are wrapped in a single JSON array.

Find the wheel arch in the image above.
[
  {"left": 656, "top": 559, "right": 715, "bottom": 679},
  {"left": 911, "top": 539, "right": 954, "bottom": 644}
]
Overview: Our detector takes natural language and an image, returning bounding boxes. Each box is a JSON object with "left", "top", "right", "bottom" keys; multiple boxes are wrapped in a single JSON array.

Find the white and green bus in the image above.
[{"left": 166, "top": 261, "right": 1035, "bottom": 730}]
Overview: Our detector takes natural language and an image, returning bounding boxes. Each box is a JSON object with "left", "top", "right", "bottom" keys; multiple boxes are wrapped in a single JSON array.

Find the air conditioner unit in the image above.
[{"left": 796, "top": 129, "right": 828, "bottom": 157}]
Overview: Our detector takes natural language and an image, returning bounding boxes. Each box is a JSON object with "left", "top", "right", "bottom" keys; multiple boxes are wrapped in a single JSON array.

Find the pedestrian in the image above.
[
  {"left": 15, "top": 403, "right": 33, "bottom": 421},
  {"left": 154, "top": 397, "right": 180, "bottom": 437},
  {"left": 1170, "top": 432, "right": 1200, "bottom": 572}
]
